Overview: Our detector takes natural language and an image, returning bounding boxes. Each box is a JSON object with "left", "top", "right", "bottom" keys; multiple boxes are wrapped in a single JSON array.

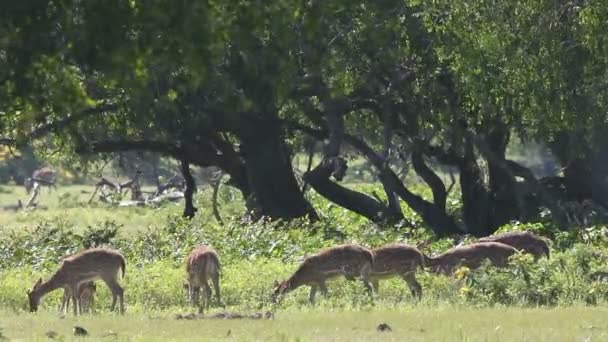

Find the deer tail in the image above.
[{"left": 120, "top": 255, "right": 126, "bottom": 278}]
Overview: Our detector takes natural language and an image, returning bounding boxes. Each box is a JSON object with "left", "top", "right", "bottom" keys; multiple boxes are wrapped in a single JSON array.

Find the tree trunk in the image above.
[
  {"left": 550, "top": 131, "right": 608, "bottom": 209},
  {"left": 180, "top": 159, "right": 198, "bottom": 219},
  {"left": 459, "top": 136, "right": 491, "bottom": 236},
  {"left": 485, "top": 124, "right": 520, "bottom": 230},
  {"left": 240, "top": 125, "right": 318, "bottom": 221},
  {"left": 411, "top": 148, "right": 447, "bottom": 212}
]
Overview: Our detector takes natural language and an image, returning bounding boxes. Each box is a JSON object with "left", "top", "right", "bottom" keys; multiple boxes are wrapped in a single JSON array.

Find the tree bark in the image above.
[
  {"left": 343, "top": 134, "right": 462, "bottom": 236},
  {"left": 411, "top": 147, "right": 447, "bottom": 212},
  {"left": 240, "top": 123, "right": 318, "bottom": 221},
  {"left": 180, "top": 159, "right": 198, "bottom": 219},
  {"left": 303, "top": 158, "right": 392, "bottom": 223},
  {"left": 459, "top": 136, "right": 491, "bottom": 236}
]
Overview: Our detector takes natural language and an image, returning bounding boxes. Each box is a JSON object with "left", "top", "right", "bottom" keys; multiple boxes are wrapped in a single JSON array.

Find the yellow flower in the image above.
[
  {"left": 455, "top": 266, "right": 471, "bottom": 280},
  {"left": 459, "top": 286, "right": 472, "bottom": 297}
]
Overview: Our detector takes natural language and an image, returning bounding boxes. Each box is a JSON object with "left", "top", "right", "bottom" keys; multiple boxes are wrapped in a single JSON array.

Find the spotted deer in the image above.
[
  {"left": 425, "top": 242, "right": 519, "bottom": 275},
  {"left": 25, "top": 167, "right": 57, "bottom": 194},
  {"left": 478, "top": 231, "right": 550, "bottom": 260},
  {"left": 27, "top": 248, "right": 126, "bottom": 315},
  {"left": 370, "top": 243, "right": 425, "bottom": 299},
  {"left": 59, "top": 281, "right": 97, "bottom": 314},
  {"left": 272, "top": 244, "right": 374, "bottom": 304},
  {"left": 185, "top": 245, "right": 221, "bottom": 313}
]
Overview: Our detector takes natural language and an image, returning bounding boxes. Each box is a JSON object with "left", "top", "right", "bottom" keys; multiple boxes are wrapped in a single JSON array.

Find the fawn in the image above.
[
  {"left": 59, "top": 281, "right": 97, "bottom": 314},
  {"left": 27, "top": 248, "right": 126, "bottom": 315},
  {"left": 370, "top": 243, "right": 425, "bottom": 299},
  {"left": 478, "top": 231, "right": 550, "bottom": 260},
  {"left": 425, "top": 242, "right": 518, "bottom": 275},
  {"left": 272, "top": 244, "right": 374, "bottom": 304},
  {"left": 185, "top": 245, "right": 221, "bottom": 313}
]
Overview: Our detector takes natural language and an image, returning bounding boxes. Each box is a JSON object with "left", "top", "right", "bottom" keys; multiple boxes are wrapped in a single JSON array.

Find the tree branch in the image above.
[{"left": 0, "top": 103, "right": 119, "bottom": 146}]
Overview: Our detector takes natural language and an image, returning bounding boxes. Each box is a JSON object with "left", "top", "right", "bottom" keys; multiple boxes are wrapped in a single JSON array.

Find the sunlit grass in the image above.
[{"left": 1, "top": 306, "right": 607, "bottom": 341}]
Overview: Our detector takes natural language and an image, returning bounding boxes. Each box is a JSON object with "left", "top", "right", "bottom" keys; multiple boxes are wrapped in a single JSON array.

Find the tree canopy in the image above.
[{"left": 2, "top": 0, "right": 607, "bottom": 236}]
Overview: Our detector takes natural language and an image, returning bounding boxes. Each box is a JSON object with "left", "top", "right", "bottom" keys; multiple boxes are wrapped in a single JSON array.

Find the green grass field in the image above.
[
  {"left": 1, "top": 307, "right": 607, "bottom": 341},
  {"left": 0, "top": 184, "right": 208, "bottom": 234},
  {"left": 2, "top": 184, "right": 608, "bottom": 341}
]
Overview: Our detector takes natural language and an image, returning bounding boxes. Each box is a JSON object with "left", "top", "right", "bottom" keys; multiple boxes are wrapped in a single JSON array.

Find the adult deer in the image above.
[
  {"left": 27, "top": 248, "right": 126, "bottom": 315},
  {"left": 25, "top": 167, "right": 57, "bottom": 194},
  {"left": 478, "top": 231, "right": 550, "bottom": 260},
  {"left": 272, "top": 244, "right": 374, "bottom": 304},
  {"left": 185, "top": 245, "right": 221, "bottom": 313},
  {"left": 370, "top": 243, "right": 425, "bottom": 299},
  {"left": 425, "top": 242, "right": 519, "bottom": 275}
]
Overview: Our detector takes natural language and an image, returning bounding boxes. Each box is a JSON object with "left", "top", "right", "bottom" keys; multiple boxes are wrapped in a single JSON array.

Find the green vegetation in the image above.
[
  {"left": 2, "top": 0, "right": 608, "bottom": 339},
  {"left": 0, "top": 183, "right": 607, "bottom": 339},
  {"left": 2, "top": 0, "right": 608, "bottom": 236}
]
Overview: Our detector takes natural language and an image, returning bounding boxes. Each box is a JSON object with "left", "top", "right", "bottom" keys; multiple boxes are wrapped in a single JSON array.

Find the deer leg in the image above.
[
  {"left": 308, "top": 285, "right": 318, "bottom": 305},
  {"left": 319, "top": 281, "right": 329, "bottom": 298},
  {"left": 191, "top": 286, "right": 201, "bottom": 309},
  {"left": 102, "top": 276, "right": 125, "bottom": 314},
  {"left": 69, "top": 285, "right": 79, "bottom": 316},
  {"left": 402, "top": 272, "right": 422, "bottom": 300},
  {"left": 59, "top": 288, "right": 70, "bottom": 314},
  {"left": 371, "top": 279, "right": 380, "bottom": 295},
  {"left": 90, "top": 292, "right": 95, "bottom": 314},
  {"left": 203, "top": 281, "right": 212, "bottom": 312},
  {"left": 359, "top": 263, "right": 374, "bottom": 296},
  {"left": 212, "top": 272, "right": 222, "bottom": 307}
]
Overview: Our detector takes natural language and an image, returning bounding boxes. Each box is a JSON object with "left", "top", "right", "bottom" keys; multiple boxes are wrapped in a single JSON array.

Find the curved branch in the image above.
[
  {"left": 288, "top": 120, "right": 461, "bottom": 235},
  {"left": 411, "top": 147, "right": 447, "bottom": 212},
  {"left": 0, "top": 103, "right": 119, "bottom": 146}
]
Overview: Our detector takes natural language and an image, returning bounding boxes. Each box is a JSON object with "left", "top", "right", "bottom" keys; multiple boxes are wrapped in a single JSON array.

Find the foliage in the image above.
[
  {"left": 2, "top": 208, "right": 608, "bottom": 312},
  {"left": 2, "top": 0, "right": 608, "bottom": 235}
]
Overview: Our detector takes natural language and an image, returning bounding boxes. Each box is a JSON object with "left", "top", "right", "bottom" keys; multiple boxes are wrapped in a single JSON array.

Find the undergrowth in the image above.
[{"left": 1, "top": 186, "right": 608, "bottom": 313}]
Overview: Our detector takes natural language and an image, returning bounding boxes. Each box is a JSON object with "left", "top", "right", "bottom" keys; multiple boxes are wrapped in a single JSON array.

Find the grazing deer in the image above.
[
  {"left": 59, "top": 281, "right": 97, "bottom": 314},
  {"left": 27, "top": 248, "right": 126, "bottom": 315},
  {"left": 425, "top": 242, "right": 519, "bottom": 275},
  {"left": 185, "top": 245, "right": 221, "bottom": 313},
  {"left": 272, "top": 244, "right": 374, "bottom": 304},
  {"left": 370, "top": 243, "right": 425, "bottom": 299},
  {"left": 25, "top": 167, "right": 57, "bottom": 194},
  {"left": 478, "top": 231, "right": 550, "bottom": 260}
]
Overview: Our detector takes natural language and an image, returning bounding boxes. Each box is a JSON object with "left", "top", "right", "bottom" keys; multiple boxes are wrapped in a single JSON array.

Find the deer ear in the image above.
[
  {"left": 183, "top": 282, "right": 189, "bottom": 290},
  {"left": 273, "top": 280, "right": 280, "bottom": 288},
  {"left": 34, "top": 278, "right": 42, "bottom": 288}
]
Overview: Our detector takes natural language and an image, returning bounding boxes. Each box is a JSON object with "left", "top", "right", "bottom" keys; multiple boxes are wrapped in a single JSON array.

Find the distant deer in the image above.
[
  {"left": 185, "top": 245, "right": 221, "bottom": 313},
  {"left": 59, "top": 281, "right": 97, "bottom": 314},
  {"left": 25, "top": 167, "right": 57, "bottom": 194},
  {"left": 425, "top": 242, "right": 519, "bottom": 275},
  {"left": 27, "top": 248, "right": 126, "bottom": 315},
  {"left": 370, "top": 243, "right": 425, "bottom": 299},
  {"left": 272, "top": 244, "right": 374, "bottom": 304},
  {"left": 478, "top": 231, "right": 550, "bottom": 260}
]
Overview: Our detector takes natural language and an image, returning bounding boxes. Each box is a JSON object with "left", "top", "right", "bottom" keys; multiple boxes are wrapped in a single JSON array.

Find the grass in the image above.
[
  {"left": 1, "top": 306, "right": 607, "bottom": 341},
  {"left": 2, "top": 181, "right": 608, "bottom": 341},
  {"left": 0, "top": 184, "right": 230, "bottom": 235}
]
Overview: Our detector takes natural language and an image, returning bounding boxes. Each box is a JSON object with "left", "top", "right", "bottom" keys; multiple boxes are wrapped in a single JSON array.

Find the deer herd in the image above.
[{"left": 26, "top": 231, "right": 550, "bottom": 315}]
